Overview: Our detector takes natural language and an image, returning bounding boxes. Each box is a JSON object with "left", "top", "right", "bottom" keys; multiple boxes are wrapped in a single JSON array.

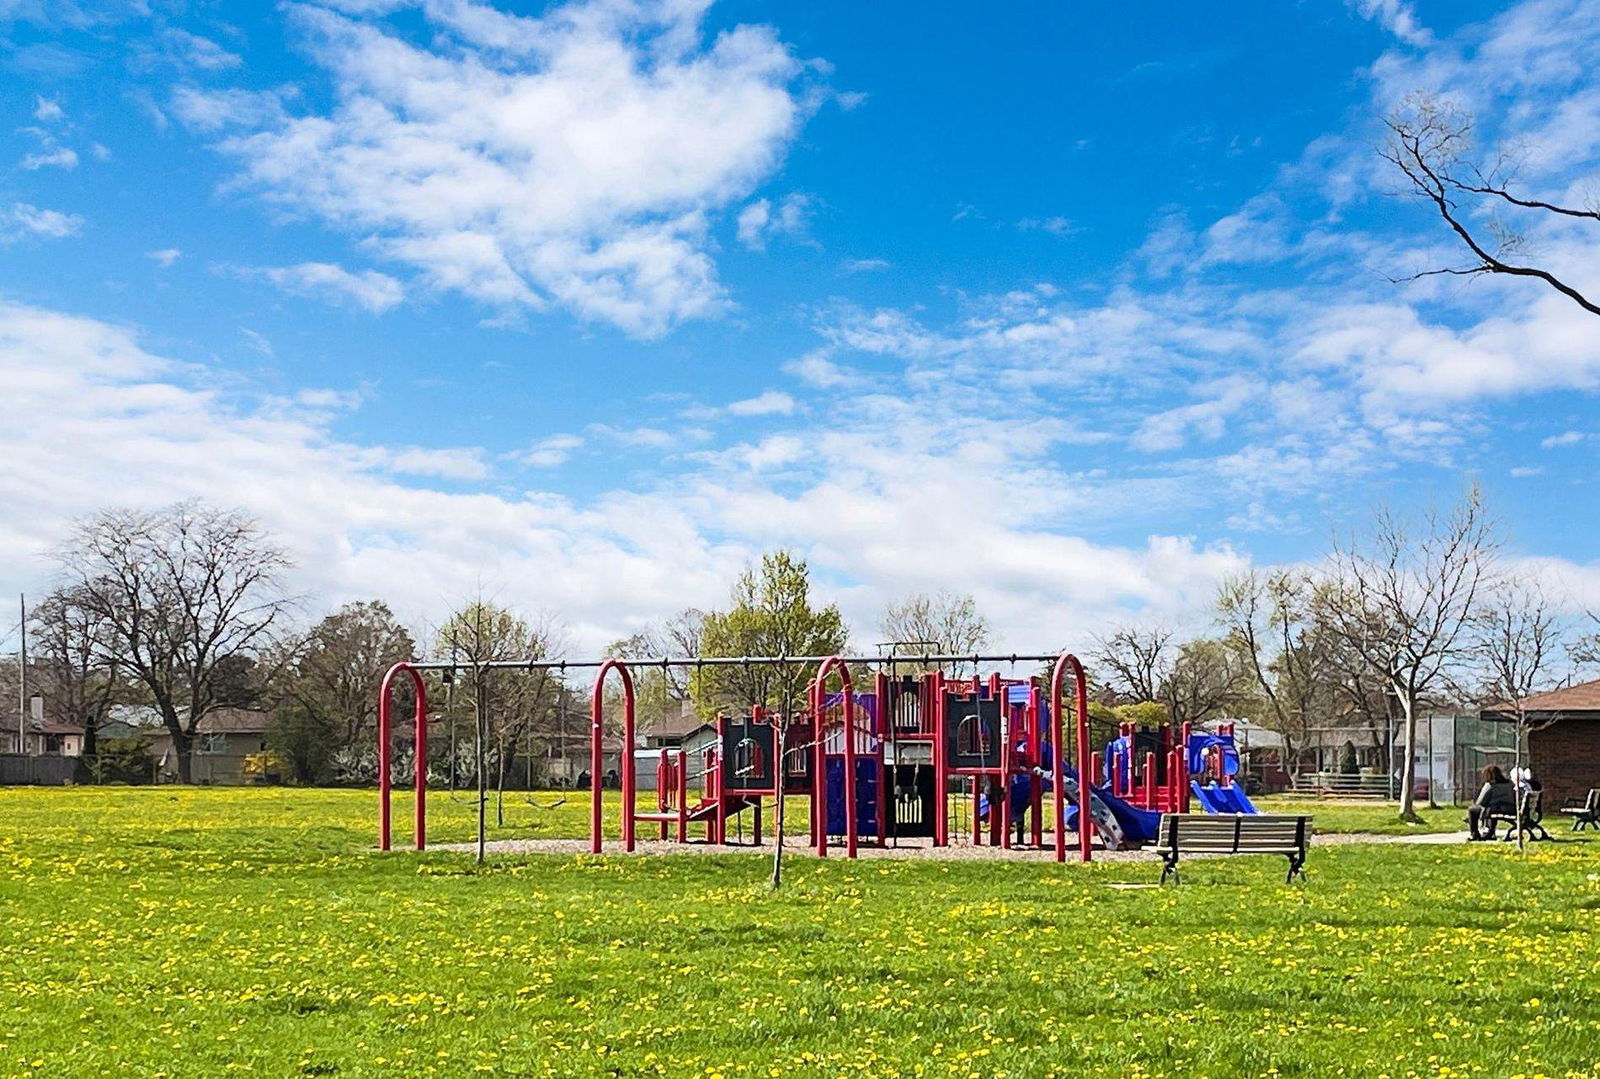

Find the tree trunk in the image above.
[
  {"left": 770, "top": 722, "right": 786, "bottom": 890},
  {"left": 175, "top": 737, "right": 193, "bottom": 784},
  {"left": 1515, "top": 718, "right": 1526, "bottom": 853},
  {"left": 1396, "top": 692, "right": 1419, "bottom": 821},
  {"left": 496, "top": 733, "right": 507, "bottom": 829}
]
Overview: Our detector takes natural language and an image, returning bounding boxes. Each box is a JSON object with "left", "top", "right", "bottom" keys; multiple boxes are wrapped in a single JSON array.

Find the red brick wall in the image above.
[{"left": 1529, "top": 720, "right": 1600, "bottom": 811}]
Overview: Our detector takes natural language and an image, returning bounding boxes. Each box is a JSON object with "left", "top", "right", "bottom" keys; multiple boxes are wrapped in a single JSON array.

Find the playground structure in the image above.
[
  {"left": 377, "top": 651, "right": 1136, "bottom": 862},
  {"left": 1102, "top": 720, "right": 1259, "bottom": 816},
  {"left": 376, "top": 651, "right": 1257, "bottom": 864}
]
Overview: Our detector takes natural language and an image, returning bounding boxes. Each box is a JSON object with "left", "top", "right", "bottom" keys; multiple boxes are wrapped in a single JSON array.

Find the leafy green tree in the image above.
[
  {"left": 284, "top": 602, "right": 417, "bottom": 749},
  {"left": 690, "top": 551, "right": 849, "bottom": 719}
]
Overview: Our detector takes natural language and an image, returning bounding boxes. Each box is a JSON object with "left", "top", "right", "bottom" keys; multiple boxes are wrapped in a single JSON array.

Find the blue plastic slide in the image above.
[
  {"left": 1190, "top": 780, "right": 1259, "bottom": 815},
  {"left": 1058, "top": 767, "right": 1163, "bottom": 847}
]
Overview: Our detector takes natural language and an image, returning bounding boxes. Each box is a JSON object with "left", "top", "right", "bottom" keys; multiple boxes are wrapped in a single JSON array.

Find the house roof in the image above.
[
  {"left": 194, "top": 708, "right": 273, "bottom": 734},
  {"left": 31, "top": 718, "right": 85, "bottom": 735},
  {"left": 1489, "top": 678, "right": 1600, "bottom": 717},
  {"left": 640, "top": 705, "right": 704, "bottom": 740},
  {"left": 1518, "top": 679, "right": 1600, "bottom": 713}
]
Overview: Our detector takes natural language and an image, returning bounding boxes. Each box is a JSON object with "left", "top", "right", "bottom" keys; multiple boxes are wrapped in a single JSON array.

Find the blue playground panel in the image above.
[{"left": 825, "top": 756, "right": 880, "bottom": 837}]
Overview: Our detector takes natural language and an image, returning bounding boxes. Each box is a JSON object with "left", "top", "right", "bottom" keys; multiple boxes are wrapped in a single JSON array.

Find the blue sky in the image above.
[{"left": 2, "top": 0, "right": 1598, "bottom": 650}]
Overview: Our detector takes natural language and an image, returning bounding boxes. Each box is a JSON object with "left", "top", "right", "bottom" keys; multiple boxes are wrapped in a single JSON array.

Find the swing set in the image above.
[{"left": 377, "top": 651, "right": 1105, "bottom": 862}]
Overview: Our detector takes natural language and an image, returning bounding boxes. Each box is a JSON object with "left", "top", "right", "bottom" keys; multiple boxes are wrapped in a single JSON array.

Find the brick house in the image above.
[{"left": 1482, "top": 679, "right": 1600, "bottom": 812}]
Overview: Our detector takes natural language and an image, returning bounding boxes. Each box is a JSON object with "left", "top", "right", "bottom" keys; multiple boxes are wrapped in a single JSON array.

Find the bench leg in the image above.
[
  {"left": 1285, "top": 851, "right": 1307, "bottom": 884},
  {"left": 1159, "top": 854, "right": 1178, "bottom": 886}
]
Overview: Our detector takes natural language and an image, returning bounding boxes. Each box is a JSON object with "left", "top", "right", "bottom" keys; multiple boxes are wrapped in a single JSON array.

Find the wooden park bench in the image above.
[
  {"left": 1558, "top": 788, "right": 1600, "bottom": 832},
  {"left": 1488, "top": 788, "right": 1551, "bottom": 843},
  {"left": 1153, "top": 813, "right": 1312, "bottom": 884}
]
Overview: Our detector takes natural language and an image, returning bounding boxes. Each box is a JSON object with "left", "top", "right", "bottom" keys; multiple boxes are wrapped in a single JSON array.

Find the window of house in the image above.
[{"left": 198, "top": 732, "right": 227, "bottom": 755}]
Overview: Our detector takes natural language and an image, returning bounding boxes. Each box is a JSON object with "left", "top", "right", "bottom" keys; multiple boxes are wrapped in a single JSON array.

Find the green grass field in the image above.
[{"left": 2, "top": 787, "right": 1597, "bottom": 1079}]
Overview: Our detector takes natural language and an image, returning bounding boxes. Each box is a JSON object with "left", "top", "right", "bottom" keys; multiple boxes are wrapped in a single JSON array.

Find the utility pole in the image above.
[{"left": 17, "top": 594, "right": 26, "bottom": 756}]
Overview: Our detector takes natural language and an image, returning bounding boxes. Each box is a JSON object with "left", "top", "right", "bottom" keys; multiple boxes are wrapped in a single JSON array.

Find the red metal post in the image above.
[
  {"left": 677, "top": 750, "right": 689, "bottom": 844},
  {"left": 1142, "top": 750, "right": 1157, "bottom": 809},
  {"left": 813, "top": 656, "right": 858, "bottom": 858},
  {"left": 1179, "top": 721, "right": 1193, "bottom": 812},
  {"left": 932, "top": 671, "right": 947, "bottom": 847},
  {"left": 589, "top": 659, "right": 636, "bottom": 854},
  {"left": 657, "top": 751, "right": 669, "bottom": 840},
  {"left": 377, "top": 663, "right": 428, "bottom": 852},
  {"left": 1029, "top": 683, "right": 1044, "bottom": 847},
  {"left": 1049, "top": 652, "right": 1092, "bottom": 863},
  {"left": 875, "top": 671, "right": 889, "bottom": 847}
]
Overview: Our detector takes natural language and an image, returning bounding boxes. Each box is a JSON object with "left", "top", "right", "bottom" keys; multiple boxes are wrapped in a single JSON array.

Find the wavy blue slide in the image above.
[{"left": 1190, "top": 780, "right": 1259, "bottom": 814}]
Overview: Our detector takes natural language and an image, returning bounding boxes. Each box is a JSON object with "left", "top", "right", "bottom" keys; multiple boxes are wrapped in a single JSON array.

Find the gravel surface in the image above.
[{"left": 429, "top": 828, "right": 1471, "bottom": 862}]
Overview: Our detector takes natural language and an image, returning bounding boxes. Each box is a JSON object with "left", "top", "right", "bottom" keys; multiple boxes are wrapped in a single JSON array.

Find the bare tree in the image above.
[
  {"left": 1092, "top": 626, "right": 1175, "bottom": 703},
  {"left": 1218, "top": 570, "right": 1323, "bottom": 774},
  {"left": 1164, "top": 636, "right": 1253, "bottom": 727},
  {"left": 54, "top": 503, "right": 292, "bottom": 784},
  {"left": 1318, "top": 489, "right": 1500, "bottom": 821},
  {"left": 436, "top": 600, "right": 566, "bottom": 841},
  {"left": 1473, "top": 576, "right": 1564, "bottom": 849},
  {"left": 1382, "top": 93, "right": 1599, "bottom": 317},
  {"left": 877, "top": 592, "right": 988, "bottom": 673},
  {"left": 28, "top": 587, "right": 123, "bottom": 758}
]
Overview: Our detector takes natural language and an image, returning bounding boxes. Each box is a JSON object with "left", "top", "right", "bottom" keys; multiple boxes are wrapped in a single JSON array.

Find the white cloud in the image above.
[
  {"left": 148, "top": 248, "right": 182, "bottom": 268},
  {"left": 239, "top": 326, "right": 274, "bottom": 357},
  {"left": 1347, "top": 0, "right": 1433, "bottom": 47},
  {"left": 839, "top": 258, "right": 890, "bottom": 273},
  {"left": 0, "top": 298, "right": 1278, "bottom": 651},
  {"left": 188, "top": 0, "right": 816, "bottom": 337},
  {"left": 171, "top": 86, "right": 288, "bottom": 132},
  {"left": 587, "top": 423, "right": 676, "bottom": 449},
  {"left": 735, "top": 199, "right": 770, "bottom": 249},
  {"left": 1130, "top": 377, "right": 1258, "bottom": 453},
  {"left": 362, "top": 445, "right": 489, "bottom": 480},
  {"left": 21, "top": 145, "right": 77, "bottom": 170},
  {"left": 2, "top": 203, "right": 83, "bottom": 241},
  {"left": 1541, "top": 430, "right": 1589, "bottom": 448},
  {"left": 33, "top": 95, "right": 63, "bottom": 122},
  {"left": 233, "top": 262, "right": 405, "bottom": 313},
  {"left": 1017, "top": 216, "right": 1080, "bottom": 238},
  {"left": 520, "top": 433, "right": 584, "bottom": 468},
  {"left": 735, "top": 192, "right": 812, "bottom": 251},
  {"left": 161, "top": 28, "right": 243, "bottom": 70},
  {"left": 1509, "top": 466, "right": 1543, "bottom": 477},
  {"left": 782, "top": 348, "right": 865, "bottom": 389},
  {"left": 727, "top": 391, "right": 795, "bottom": 416}
]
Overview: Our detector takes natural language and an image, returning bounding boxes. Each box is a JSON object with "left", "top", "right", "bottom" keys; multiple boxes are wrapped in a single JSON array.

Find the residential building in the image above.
[
  {"left": 149, "top": 708, "right": 274, "bottom": 784},
  {"left": 1481, "top": 679, "right": 1600, "bottom": 813}
]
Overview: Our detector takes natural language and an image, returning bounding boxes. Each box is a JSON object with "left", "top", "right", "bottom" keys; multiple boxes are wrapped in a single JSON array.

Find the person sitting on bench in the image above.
[{"left": 1467, "top": 765, "right": 1516, "bottom": 841}]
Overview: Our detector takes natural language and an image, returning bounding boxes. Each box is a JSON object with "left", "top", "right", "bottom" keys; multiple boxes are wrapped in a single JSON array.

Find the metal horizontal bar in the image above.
[{"left": 402, "top": 652, "right": 1068, "bottom": 673}]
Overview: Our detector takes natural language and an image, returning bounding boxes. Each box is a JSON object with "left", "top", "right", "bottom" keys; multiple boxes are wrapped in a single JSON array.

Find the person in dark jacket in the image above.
[{"left": 1467, "top": 765, "right": 1516, "bottom": 840}]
